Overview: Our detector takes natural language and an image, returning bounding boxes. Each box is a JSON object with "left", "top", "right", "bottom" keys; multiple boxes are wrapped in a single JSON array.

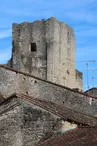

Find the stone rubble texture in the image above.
[
  {"left": 0, "top": 97, "right": 63, "bottom": 146},
  {"left": 9, "top": 17, "right": 83, "bottom": 90},
  {"left": 1, "top": 17, "right": 96, "bottom": 146},
  {"left": 0, "top": 67, "right": 97, "bottom": 117}
]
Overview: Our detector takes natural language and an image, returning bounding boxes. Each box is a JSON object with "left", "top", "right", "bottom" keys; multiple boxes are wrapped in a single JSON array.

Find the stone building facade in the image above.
[
  {"left": 0, "top": 93, "right": 97, "bottom": 146},
  {"left": 8, "top": 17, "right": 83, "bottom": 90},
  {"left": 0, "top": 66, "right": 97, "bottom": 118},
  {"left": 85, "top": 88, "right": 97, "bottom": 97},
  {"left": 0, "top": 96, "right": 62, "bottom": 146},
  {"left": 1, "top": 17, "right": 97, "bottom": 146}
]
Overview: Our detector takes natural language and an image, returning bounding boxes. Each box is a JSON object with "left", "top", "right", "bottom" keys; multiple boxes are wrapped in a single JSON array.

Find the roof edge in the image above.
[{"left": 0, "top": 65, "right": 97, "bottom": 99}]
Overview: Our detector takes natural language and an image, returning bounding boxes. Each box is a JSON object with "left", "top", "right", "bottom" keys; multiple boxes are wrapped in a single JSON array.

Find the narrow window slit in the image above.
[{"left": 30, "top": 43, "right": 37, "bottom": 52}]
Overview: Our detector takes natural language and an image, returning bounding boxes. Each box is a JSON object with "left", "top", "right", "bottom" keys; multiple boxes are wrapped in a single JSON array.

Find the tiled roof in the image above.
[
  {"left": 1, "top": 93, "right": 97, "bottom": 126},
  {"left": 38, "top": 127, "right": 97, "bottom": 146},
  {"left": 1, "top": 66, "right": 97, "bottom": 145},
  {"left": 85, "top": 87, "right": 97, "bottom": 93},
  {"left": 18, "top": 94, "right": 97, "bottom": 126},
  {"left": 1, "top": 93, "right": 97, "bottom": 145}
]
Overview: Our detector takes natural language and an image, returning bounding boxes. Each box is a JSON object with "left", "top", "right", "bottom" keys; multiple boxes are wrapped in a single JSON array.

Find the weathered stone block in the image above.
[
  {"left": 0, "top": 67, "right": 96, "bottom": 117},
  {"left": 0, "top": 97, "right": 62, "bottom": 146},
  {"left": 9, "top": 17, "right": 83, "bottom": 90}
]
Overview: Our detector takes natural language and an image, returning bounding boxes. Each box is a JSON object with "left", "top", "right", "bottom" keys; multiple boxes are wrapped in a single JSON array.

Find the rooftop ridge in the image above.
[
  {"left": 0, "top": 65, "right": 97, "bottom": 99},
  {"left": 37, "top": 127, "right": 97, "bottom": 146},
  {"left": 1, "top": 93, "right": 97, "bottom": 126}
]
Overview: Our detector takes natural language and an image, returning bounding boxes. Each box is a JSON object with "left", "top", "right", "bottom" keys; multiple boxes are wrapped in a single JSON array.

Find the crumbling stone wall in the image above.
[
  {"left": 22, "top": 102, "right": 61, "bottom": 145},
  {"left": 0, "top": 67, "right": 97, "bottom": 117},
  {"left": 75, "top": 69, "right": 83, "bottom": 90},
  {"left": 9, "top": 17, "right": 83, "bottom": 90},
  {"left": 12, "top": 20, "right": 47, "bottom": 80},
  {"left": 0, "top": 97, "right": 62, "bottom": 146},
  {"left": 0, "top": 98, "right": 23, "bottom": 146}
]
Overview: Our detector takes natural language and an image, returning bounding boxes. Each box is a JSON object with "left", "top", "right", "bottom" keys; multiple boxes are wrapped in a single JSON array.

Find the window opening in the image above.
[{"left": 31, "top": 43, "right": 37, "bottom": 52}]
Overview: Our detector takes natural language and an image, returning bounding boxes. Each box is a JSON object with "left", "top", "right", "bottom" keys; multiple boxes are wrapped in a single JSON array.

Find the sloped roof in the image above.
[
  {"left": 0, "top": 93, "right": 97, "bottom": 126},
  {"left": 0, "top": 65, "right": 97, "bottom": 99},
  {"left": 85, "top": 87, "right": 97, "bottom": 93},
  {"left": 0, "top": 93, "right": 97, "bottom": 145},
  {"left": 19, "top": 94, "right": 97, "bottom": 126},
  {"left": 38, "top": 127, "right": 97, "bottom": 146}
]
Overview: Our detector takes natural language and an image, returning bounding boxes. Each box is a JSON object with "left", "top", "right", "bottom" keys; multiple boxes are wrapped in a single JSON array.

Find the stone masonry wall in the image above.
[
  {"left": 75, "top": 69, "right": 83, "bottom": 90},
  {"left": 22, "top": 100, "right": 61, "bottom": 146},
  {"left": 0, "top": 98, "right": 23, "bottom": 146},
  {"left": 46, "top": 18, "right": 76, "bottom": 88},
  {"left": 0, "top": 67, "right": 97, "bottom": 117},
  {"left": 0, "top": 97, "right": 62, "bottom": 146},
  {"left": 12, "top": 20, "right": 47, "bottom": 80},
  {"left": 10, "top": 17, "right": 83, "bottom": 90}
]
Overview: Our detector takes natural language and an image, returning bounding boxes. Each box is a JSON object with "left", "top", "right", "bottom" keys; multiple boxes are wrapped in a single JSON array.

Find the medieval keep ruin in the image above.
[
  {"left": 0, "top": 17, "right": 97, "bottom": 146},
  {"left": 8, "top": 17, "right": 83, "bottom": 90}
]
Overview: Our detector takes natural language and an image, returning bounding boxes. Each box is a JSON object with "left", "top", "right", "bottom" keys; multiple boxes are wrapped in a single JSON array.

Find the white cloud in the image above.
[
  {"left": 2, "top": 9, "right": 53, "bottom": 18},
  {"left": 64, "top": 9, "right": 97, "bottom": 23},
  {"left": 76, "top": 28, "right": 97, "bottom": 37},
  {"left": 0, "top": 29, "right": 12, "bottom": 39},
  {"left": 0, "top": 47, "right": 11, "bottom": 64},
  {"left": 0, "top": 0, "right": 96, "bottom": 19},
  {"left": 77, "top": 47, "right": 97, "bottom": 56}
]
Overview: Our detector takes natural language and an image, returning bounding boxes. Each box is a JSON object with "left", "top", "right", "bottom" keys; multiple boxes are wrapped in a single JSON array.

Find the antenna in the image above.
[
  {"left": 87, "top": 68, "right": 97, "bottom": 88},
  {"left": 77, "top": 60, "right": 96, "bottom": 63},
  {"left": 77, "top": 60, "right": 96, "bottom": 90},
  {"left": 86, "top": 63, "right": 89, "bottom": 89}
]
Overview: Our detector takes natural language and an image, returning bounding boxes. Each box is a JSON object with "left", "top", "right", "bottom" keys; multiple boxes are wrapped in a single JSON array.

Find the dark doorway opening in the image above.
[{"left": 30, "top": 43, "right": 37, "bottom": 52}]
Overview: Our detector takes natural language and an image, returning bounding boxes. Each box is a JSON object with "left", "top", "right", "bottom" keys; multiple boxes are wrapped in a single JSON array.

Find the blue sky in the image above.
[{"left": 0, "top": 0, "right": 97, "bottom": 90}]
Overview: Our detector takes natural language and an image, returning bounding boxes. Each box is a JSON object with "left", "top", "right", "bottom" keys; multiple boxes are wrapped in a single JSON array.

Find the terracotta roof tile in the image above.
[
  {"left": 1, "top": 93, "right": 97, "bottom": 146},
  {"left": 18, "top": 94, "right": 97, "bottom": 126},
  {"left": 38, "top": 127, "right": 97, "bottom": 146},
  {"left": 1, "top": 93, "right": 97, "bottom": 126}
]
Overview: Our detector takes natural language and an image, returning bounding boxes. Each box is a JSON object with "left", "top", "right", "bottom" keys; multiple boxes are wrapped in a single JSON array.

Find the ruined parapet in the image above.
[
  {"left": 45, "top": 18, "right": 76, "bottom": 88},
  {"left": 0, "top": 66, "right": 96, "bottom": 117},
  {"left": 11, "top": 21, "right": 47, "bottom": 80},
  {"left": 75, "top": 69, "right": 83, "bottom": 91},
  {"left": 9, "top": 17, "right": 83, "bottom": 89}
]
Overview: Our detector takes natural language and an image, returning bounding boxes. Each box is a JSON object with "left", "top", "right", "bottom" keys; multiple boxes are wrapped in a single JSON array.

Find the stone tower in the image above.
[{"left": 9, "top": 17, "right": 83, "bottom": 90}]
